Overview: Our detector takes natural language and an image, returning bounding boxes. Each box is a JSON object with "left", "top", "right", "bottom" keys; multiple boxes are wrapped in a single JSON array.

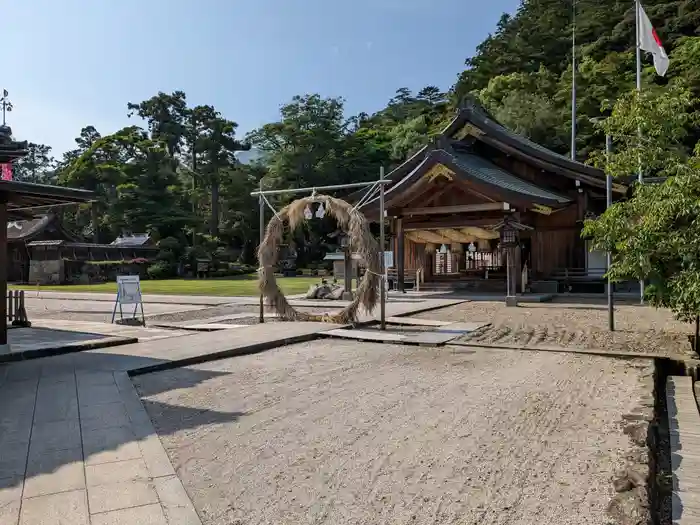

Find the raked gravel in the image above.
[{"left": 135, "top": 339, "right": 651, "bottom": 525}]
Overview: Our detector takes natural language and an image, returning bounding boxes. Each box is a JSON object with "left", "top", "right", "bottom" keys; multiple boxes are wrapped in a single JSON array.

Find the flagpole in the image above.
[
  {"left": 635, "top": 0, "right": 642, "bottom": 95},
  {"left": 635, "top": 0, "right": 645, "bottom": 304},
  {"left": 571, "top": 0, "right": 577, "bottom": 161},
  {"left": 635, "top": 0, "right": 642, "bottom": 184}
]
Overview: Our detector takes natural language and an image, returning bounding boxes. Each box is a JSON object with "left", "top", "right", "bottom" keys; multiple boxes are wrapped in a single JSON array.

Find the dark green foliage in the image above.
[{"left": 11, "top": 0, "right": 699, "bottom": 280}]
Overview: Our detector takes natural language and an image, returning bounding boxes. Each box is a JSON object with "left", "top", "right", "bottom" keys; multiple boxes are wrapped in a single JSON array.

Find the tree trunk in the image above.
[
  {"left": 210, "top": 181, "right": 219, "bottom": 237},
  {"left": 90, "top": 203, "right": 99, "bottom": 243}
]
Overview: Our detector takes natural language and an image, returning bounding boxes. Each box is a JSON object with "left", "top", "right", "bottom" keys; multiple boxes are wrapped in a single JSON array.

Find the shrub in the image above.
[{"left": 147, "top": 261, "right": 176, "bottom": 280}]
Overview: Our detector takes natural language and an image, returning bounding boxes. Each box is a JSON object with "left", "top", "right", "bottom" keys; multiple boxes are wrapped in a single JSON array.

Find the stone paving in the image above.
[
  {"left": 667, "top": 376, "right": 700, "bottom": 524},
  {"left": 0, "top": 297, "right": 463, "bottom": 524},
  {"left": 31, "top": 320, "right": 192, "bottom": 342},
  {"left": 0, "top": 369, "right": 200, "bottom": 524},
  {"left": 3, "top": 327, "right": 135, "bottom": 361}
]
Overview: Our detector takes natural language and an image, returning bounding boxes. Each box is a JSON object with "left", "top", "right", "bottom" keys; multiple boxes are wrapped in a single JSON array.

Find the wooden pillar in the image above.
[
  {"left": 396, "top": 217, "right": 405, "bottom": 292},
  {"left": 342, "top": 247, "right": 353, "bottom": 300},
  {"left": 506, "top": 246, "right": 518, "bottom": 306},
  {"left": 575, "top": 190, "right": 588, "bottom": 269},
  {"left": 515, "top": 243, "right": 522, "bottom": 292},
  {"left": 0, "top": 196, "right": 7, "bottom": 345}
]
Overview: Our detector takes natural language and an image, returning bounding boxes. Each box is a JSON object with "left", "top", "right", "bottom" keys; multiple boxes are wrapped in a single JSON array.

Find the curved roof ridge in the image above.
[{"left": 445, "top": 97, "right": 604, "bottom": 180}]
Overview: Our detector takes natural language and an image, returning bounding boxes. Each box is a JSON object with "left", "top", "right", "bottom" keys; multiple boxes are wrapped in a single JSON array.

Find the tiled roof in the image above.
[
  {"left": 111, "top": 234, "right": 151, "bottom": 247},
  {"left": 449, "top": 150, "right": 571, "bottom": 204},
  {"left": 7, "top": 215, "right": 51, "bottom": 240}
]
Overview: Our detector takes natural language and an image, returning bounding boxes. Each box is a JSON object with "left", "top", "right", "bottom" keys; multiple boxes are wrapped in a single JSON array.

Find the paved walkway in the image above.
[
  {"left": 31, "top": 320, "right": 192, "bottom": 342},
  {"left": 0, "top": 298, "right": 462, "bottom": 524},
  {"left": 667, "top": 376, "right": 700, "bottom": 524}
]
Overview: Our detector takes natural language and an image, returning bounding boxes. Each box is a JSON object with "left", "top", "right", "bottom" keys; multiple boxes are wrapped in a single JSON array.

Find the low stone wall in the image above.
[{"left": 28, "top": 259, "right": 64, "bottom": 284}]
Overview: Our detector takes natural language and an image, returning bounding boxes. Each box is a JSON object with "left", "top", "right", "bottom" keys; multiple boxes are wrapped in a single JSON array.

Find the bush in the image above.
[{"left": 147, "top": 261, "right": 176, "bottom": 280}]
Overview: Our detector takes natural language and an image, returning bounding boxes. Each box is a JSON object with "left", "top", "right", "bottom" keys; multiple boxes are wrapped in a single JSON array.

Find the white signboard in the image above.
[
  {"left": 383, "top": 251, "right": 394, "bottom": 269},
  {"left": 116, "top": 275, "right": 142, "bottom": 305},
  {"left": 112, "top": 275, "right": 145, "bottom": 325},
  {"left": 383, "top": 251, "right": 393, "bottom": 293}
]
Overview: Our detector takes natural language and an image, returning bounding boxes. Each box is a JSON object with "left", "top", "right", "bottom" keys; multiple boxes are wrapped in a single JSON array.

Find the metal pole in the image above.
[
  {"left": 571, "top": 0, "right": 577, "bottom": 161},
  {"left": 635, "top": 0, "right": 645, "bottom": 304},
  {"left": 258, "top": 181, "right": 265, "bottom": 324},
  {"left": 251, "top": 180, "right": 390, "bottom": 197},
  {"left": 635, "top": 0, "right": 642, "bottom": 94},
  {"left": 379, "top": 166, "right": 386, "bottom": 331},
  {"left": 606, "top": 134, "right": 615, "bottom": 331}
]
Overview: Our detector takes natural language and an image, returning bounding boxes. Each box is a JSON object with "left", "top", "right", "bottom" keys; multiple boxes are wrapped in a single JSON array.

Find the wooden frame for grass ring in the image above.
[{"left": 257, "top": 194, "right": 382, "bottom": 324}]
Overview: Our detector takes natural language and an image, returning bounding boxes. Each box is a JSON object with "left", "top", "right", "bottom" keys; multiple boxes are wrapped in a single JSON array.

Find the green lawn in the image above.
[{"left": 11, "top": 275, "right": 327, "bottom": 297}]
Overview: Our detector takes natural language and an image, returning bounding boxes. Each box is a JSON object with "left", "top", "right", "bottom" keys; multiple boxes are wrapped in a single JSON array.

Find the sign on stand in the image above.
[
  {"left": 383, "top": 251, "right": 393, "bottom": 293},
  {"left": 111, "top": 275, "right": 146, "bottom": 325}
]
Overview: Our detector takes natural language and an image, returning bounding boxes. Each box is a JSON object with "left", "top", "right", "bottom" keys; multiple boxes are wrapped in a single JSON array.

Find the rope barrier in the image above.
[
  {"left": 261, "top": 194, "right": 281, "bottom": 218},
  {"left": 352, "top": 181, "right": 379, "bottom": 211}
]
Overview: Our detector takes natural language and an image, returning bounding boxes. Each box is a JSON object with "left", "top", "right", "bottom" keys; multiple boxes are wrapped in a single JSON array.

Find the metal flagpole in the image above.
[
  {"left": 258, "top": 180, "right": 265, "bottom": 324},
  {"left": 606, "top": 134, "right": 615, "bottom": 331},
  {"left": 635, "top": 0, "right": 642, "bottom": 94},
  {"left": 379, "top": 166, "right": 386, "bottom": 331},
  {"left": 571, "top": 0, "right": 577, "bottom": 161},
  {"left": 635, "top": 0, "right": 645, "bottom": 304}
]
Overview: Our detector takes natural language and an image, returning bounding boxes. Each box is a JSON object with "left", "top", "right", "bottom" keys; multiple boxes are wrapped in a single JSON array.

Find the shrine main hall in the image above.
[{"left": 362, "top": 100, "right": 627, "bottom": 296}]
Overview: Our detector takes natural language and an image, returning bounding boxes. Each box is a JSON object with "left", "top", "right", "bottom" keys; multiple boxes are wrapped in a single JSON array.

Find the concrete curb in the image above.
[
  {"left": 127, "top": 332, "right": 325, "bottom": 376},
  {"left": 448, "top": 340, "right": 699, "bottom": 366},
  {"left": 0, "top": 336, "right": 139, "bottom": 364}
]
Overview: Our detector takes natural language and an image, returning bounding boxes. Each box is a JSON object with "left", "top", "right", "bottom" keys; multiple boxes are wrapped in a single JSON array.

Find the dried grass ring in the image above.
[{"left": 257, "top": 194, "right": 381, "bottom": 323}]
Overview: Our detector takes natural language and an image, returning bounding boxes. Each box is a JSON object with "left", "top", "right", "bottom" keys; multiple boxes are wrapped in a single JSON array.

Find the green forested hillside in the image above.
[{"left": 10, "top": 0, "right": 700, "bottom": 272}]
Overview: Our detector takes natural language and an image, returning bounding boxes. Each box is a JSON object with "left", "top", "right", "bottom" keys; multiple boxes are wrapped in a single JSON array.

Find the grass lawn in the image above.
[{"left": 10, "top": 275, "right": 328, "bottom": 297}]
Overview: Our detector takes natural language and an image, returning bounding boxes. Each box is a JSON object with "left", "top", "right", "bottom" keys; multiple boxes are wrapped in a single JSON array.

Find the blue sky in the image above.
[{"left": 6, "top": 0, "right": 520, "bottom": 156}]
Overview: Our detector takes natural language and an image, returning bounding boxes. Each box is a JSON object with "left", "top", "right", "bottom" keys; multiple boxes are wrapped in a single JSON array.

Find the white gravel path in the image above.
[{"left": 135, "top": 341, "right": 652, "bottom": 525}]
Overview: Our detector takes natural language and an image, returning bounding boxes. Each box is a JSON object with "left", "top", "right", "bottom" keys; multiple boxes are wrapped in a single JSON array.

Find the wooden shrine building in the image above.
[
  {"left": 0, "top": 122, "right": 94, "bottom": 348},
  {"left": 362, "top": 99, "right": 628, "bottom": 295}
]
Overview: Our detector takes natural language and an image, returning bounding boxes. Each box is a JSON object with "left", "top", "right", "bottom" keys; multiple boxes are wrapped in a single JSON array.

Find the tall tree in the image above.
[
  {"left": 127, "top": 91, "right": 189, "bottom": 157},
  {"left": 583, "top": 84, "right": 699, "bottom": 320},
  {"left": 190, "top": 104, "right": 250, "bottom": 236},
  {"left": 12, "top": 142, "right": 55, "bottom": 184}
]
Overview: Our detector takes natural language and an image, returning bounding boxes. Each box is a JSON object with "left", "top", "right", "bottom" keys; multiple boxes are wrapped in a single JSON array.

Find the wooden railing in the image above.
[
  {"left": 7, "top": 290, "right": 30, "bottom": 327},
  {"left": 549, "top": 268, "right": 606, "bottom": 281}
]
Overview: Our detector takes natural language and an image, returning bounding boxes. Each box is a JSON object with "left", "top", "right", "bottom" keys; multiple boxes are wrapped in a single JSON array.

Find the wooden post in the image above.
[
  {"left": 0, "top": 197, "right": 7, "bottom": 345},
  {"left": 396, "top": 217, "right": 405, "bottom": 293},
  {"left": 342, "top": 247, "right": 353, "bottom": 300},
  {"left": 514, "top": 243, "right": 522, "bottom": 292}
]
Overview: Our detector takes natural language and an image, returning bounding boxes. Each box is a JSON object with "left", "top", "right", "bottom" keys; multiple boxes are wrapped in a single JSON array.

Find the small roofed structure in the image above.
[
  {"left": 359, "top": 98, "right": 628, "bottom": 297},
  {"left": 0, "top": 181, "right": 94, "bottom": 347},
  {"left": 0, "top": 121, "right": 95, "bottom": 349},
  {"left": 323, "top": 251, "right": 362, "bottom": 280},
  {"left": 7, "top": 216, "right": 158, "bottom": 284},
  {"left": 111, "top": 233, "right": 152, "bottom": 247},
  {"left": 7, "top": 213, "right": 81, "bottom": 282}
]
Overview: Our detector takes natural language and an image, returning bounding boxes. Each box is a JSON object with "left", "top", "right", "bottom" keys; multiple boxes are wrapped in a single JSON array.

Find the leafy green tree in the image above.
[
  {"left": 60, "top": 126, "right": 191, "bottom": 242},
  {"left": 583, "top": 84, "right": 700, "bottom": 321},
  {"left": 12, "top": 142, "right": 55, "bottom": 184},
  {"left": 190, "top": 104, "right": 250, "bottom": 236},
  {"left": 127, "top": 91, "right": 189, "bottom": 157}
]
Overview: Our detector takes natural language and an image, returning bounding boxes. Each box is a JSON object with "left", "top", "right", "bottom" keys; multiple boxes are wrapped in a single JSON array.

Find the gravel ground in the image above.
[
  {"left": 412, "top": 299, "right": 694, "bottom": 356},
  {"left": 23, "top": 297, "right": 204, "bottom": 323},
  {"left": 135, "top": 340, "right": 651, "bottom": 525},
  {"left": 145, "top": 304, "right": 258, "bottom": 323}
]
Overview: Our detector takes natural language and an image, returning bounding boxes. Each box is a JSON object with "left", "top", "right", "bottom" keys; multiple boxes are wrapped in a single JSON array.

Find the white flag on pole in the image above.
[{"left": 638, "top": 3, "right": 669, "bottom": 77}]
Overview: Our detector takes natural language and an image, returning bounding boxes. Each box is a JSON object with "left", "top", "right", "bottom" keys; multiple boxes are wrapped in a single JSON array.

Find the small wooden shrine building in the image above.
[
  {"left": 362, "top": 99, "right": 627, "bottom": 294},
  {"left": 7, "top": 213, "right": 81, "bottom": 282}
]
